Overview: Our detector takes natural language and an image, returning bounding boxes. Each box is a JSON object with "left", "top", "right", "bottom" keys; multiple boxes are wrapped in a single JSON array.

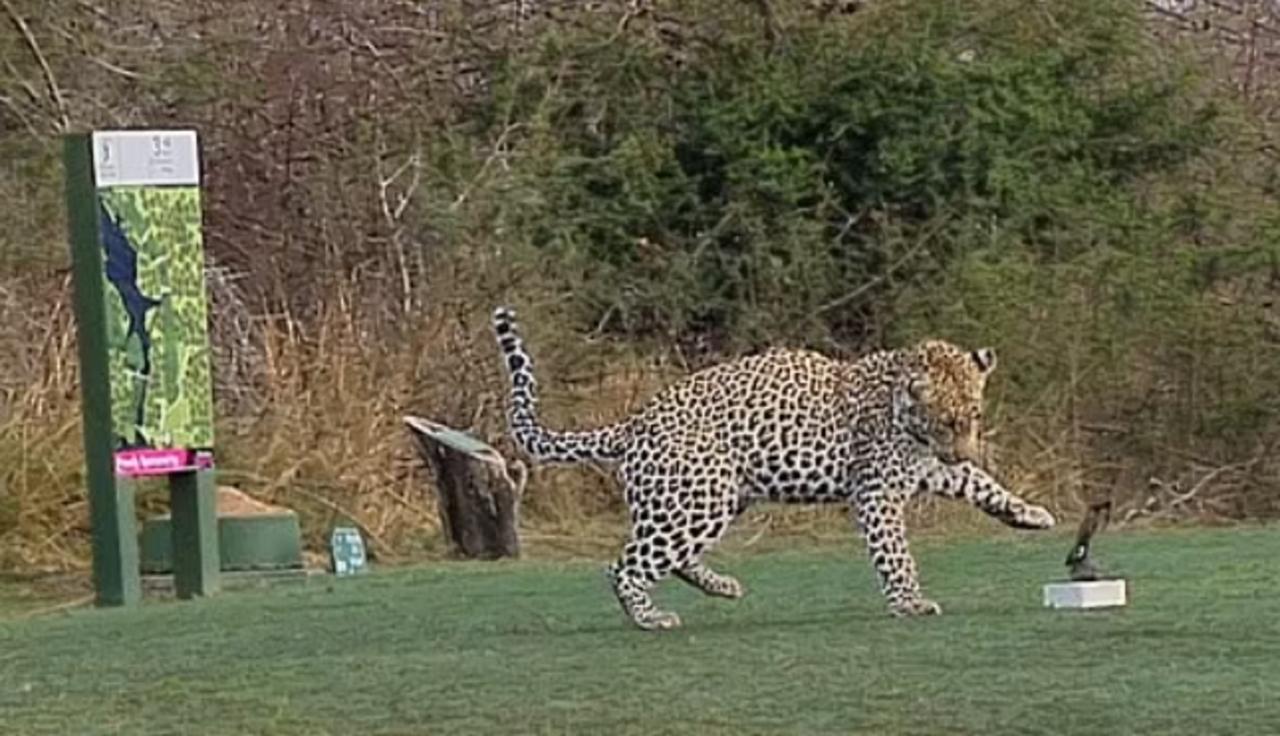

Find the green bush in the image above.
[
  {"left": 475, "top": 0, "right": 1222, "bottom": 350},
  {"left": 423, "top": 0, "right": 1280, "bottom": 515}
]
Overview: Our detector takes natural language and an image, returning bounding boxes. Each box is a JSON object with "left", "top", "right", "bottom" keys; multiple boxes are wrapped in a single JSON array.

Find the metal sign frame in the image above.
[{"left": 64, "top": 130, "right": 220, "bottom": 606}]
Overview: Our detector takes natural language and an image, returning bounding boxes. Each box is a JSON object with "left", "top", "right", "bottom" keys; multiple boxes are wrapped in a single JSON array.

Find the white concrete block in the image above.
[{"left": 1043, "top": 579, "right": 1127, "bottom": 609}]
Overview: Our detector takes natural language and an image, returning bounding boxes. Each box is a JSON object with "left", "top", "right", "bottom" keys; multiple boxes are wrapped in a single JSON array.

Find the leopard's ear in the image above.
[{"left": 971, "top": 347, "right": 997, "bottom": 374}]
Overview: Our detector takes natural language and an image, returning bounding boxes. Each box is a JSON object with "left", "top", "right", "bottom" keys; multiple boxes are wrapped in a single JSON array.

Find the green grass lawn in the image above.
[{"left": 1, "top": 525, "right": 1278, "bottom": 735}]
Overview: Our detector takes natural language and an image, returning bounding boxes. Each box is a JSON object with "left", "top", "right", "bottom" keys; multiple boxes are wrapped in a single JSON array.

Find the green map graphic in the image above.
[{"left": 99, "top": 186, "right": 215, "bottom": 449}]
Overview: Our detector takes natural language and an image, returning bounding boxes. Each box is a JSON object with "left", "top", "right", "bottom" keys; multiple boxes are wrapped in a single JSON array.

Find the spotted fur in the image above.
[{"left": 492, "top": 307, "right": 1055, "bottom": 629}]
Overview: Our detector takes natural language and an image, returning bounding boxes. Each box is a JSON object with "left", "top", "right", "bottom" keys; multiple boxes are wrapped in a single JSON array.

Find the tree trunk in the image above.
[{"left": 405, "top": 417, "right": 523, "bottom": 560}]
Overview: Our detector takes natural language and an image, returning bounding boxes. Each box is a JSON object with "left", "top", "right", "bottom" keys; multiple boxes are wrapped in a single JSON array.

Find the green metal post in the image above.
[
  {"left": 170, "top": 468, "right": 220, "bottom": 598},
  {"left": 64, "top": 134, "right": 141, "bottom": 607}
]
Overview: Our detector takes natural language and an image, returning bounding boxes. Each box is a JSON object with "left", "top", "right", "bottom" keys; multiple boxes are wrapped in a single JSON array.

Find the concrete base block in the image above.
[{"left": 1043, "top": 579, "right": 1128, "bottom": 609}]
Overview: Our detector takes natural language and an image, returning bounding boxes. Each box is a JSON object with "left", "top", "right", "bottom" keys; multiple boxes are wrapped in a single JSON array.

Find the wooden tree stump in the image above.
[{"left": 404, "top": 416, "right": 525, "bottom": 560}]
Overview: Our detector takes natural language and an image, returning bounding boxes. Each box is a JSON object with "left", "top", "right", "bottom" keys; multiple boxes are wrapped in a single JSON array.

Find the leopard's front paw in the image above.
[
  {"left": 889, "top": 596, "right": 942, "bottom": 618},
  {"left": 1010, "top": 504, "right": 1055, "bottom": 530}
]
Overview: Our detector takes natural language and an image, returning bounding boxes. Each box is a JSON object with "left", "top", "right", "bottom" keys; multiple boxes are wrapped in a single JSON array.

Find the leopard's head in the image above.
[{"left": 893, "top": 340, "right": 997, "bottom": 465}]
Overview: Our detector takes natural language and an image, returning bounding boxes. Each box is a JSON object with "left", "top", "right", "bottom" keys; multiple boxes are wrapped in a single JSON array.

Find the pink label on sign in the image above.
[{"left": 114, "top": 448, "right": 213, "bottom": 477}]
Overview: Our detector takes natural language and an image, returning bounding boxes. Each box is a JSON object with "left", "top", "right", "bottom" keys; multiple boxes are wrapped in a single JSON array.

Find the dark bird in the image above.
[{"left": 1065, "top": 499, "right": 1112, "bottom": 581}]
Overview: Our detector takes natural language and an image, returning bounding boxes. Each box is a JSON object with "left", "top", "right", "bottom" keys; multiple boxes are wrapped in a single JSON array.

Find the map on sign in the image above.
[{"left": 91, "top": 131, "right": 215, "bottom": 461}]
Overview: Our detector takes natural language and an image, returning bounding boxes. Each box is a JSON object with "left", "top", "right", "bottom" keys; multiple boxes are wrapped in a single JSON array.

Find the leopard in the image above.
[{"left": 491, "top": 307, "right": 1055, "bottom": 630}]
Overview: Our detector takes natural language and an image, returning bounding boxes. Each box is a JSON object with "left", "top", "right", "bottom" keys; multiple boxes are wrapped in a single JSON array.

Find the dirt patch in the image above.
[{"left": 218, "top": 486, "right": 292, "bottom": 516}]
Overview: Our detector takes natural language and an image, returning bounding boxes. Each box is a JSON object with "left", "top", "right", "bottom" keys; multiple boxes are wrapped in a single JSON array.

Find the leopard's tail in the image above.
[{"left": 491, "top": 307, "right": 627, "bottom": 465}]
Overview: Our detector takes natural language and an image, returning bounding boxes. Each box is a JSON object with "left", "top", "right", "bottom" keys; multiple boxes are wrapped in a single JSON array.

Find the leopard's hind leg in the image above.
[
  {"left": 606, "top": 542, "right": 681, "bottom": 630},
  {"left": 672, "top": 490, "right": 747, "bottom": 599},
  {"left": 608, "top": 455, "right": 744, "bottom": 628},
  {"left": 605, "top": 470, "right": 686, "bottom": 631}
]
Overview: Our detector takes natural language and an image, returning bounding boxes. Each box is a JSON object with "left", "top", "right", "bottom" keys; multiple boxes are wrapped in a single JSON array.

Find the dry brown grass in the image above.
[
  {"left": 0, "top": 273, "right": 85, "bottom": 571},
  {"left": 0, "top": 260, "right": 1005, "bottom": 574},
  {"left": 6, "top": 251, "right": 1277, "bottom": 576},
  {"left": 0, "top": 259, "right": 741, "bottom": 570}
]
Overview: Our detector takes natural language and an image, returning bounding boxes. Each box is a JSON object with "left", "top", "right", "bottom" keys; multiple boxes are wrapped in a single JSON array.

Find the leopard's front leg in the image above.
[
  {"left": 915, "top": 458, "right": 1055, "bottom": 530},
  {"left": 852, "top": 487, "right": 941, "bottom": 618}
]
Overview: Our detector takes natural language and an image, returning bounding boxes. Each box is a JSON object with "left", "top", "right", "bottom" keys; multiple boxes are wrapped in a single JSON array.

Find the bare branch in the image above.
[
  {"left": 810, "top": 215, "right": 950, "bottom": 318},
  {"left": 0, "top": 93, "right": 42, "bottom": 138},
  {"left": 46, "top": 22, "right": 153, "bottom": 81},
  {"left": 2, "top": 0, "right": 69, "bottom": 131},
  {"left": 449, "top": 120, "right": 523, "bottom": 212}
]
